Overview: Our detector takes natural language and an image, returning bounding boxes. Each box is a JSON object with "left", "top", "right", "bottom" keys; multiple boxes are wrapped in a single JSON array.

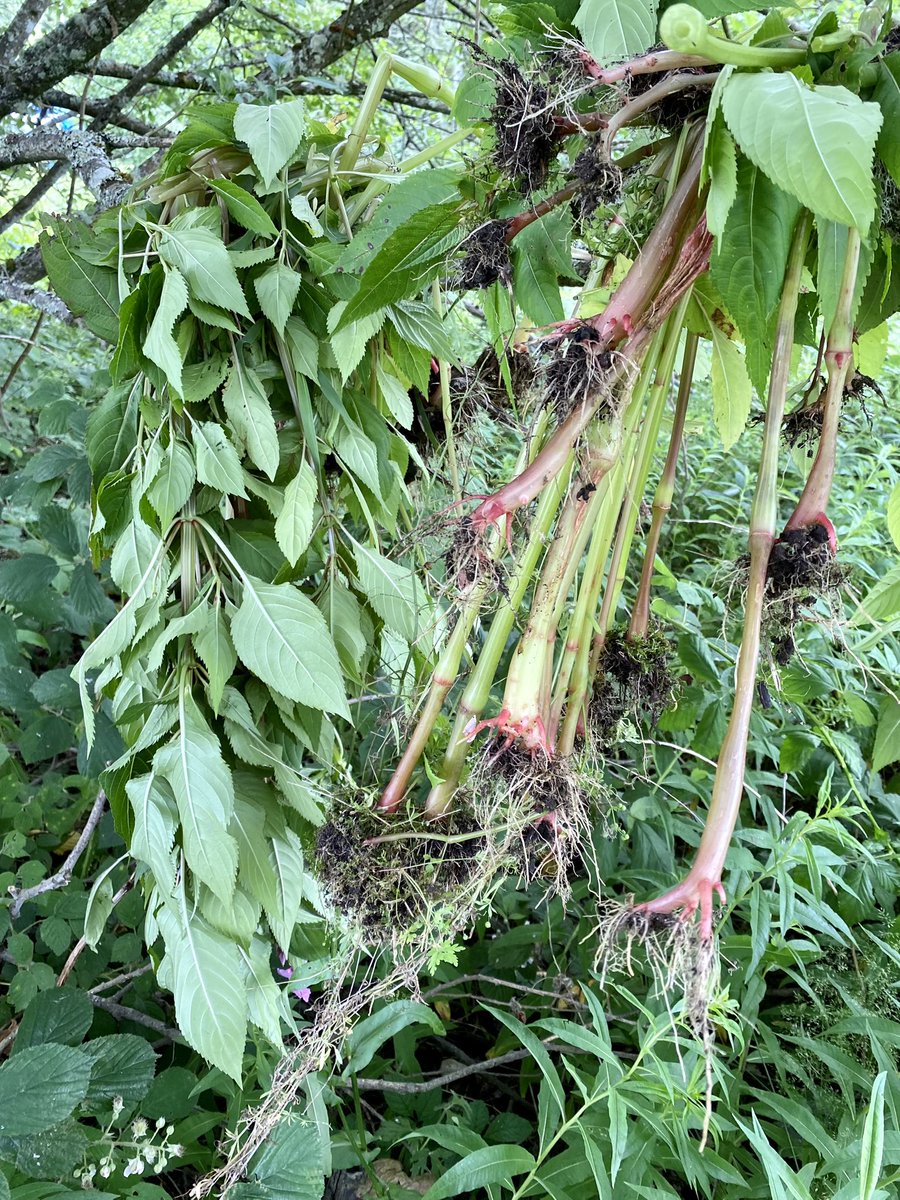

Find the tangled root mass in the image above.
[
  {"left": 592, "top": 626, "right": 678, "bottom": 740},
  {"left": 762, "top": 526, "right": 848, "bottom": 664},
  {"left": 486, "top": 57, "right": 558, "bottom": 193},
  {"left": 456, "top": 219, "right": 512, "bottom": 291},
  {"left": 543, "top": 324, "right": 614, "bottom": 420},
  {"left": 571, "top": 140, "right": 623, "bottom": 223}
]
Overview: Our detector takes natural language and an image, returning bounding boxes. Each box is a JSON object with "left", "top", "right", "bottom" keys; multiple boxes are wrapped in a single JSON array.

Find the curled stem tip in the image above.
[{"left": 660, "top": 3, "right": 806, "bottom": 67}]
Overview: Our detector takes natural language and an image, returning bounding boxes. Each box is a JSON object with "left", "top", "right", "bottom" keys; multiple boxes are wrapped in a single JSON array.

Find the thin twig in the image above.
[
  {"left": 56, "top": 876, "right": 133, "bottom": 985},
  {"left": 89, "top": 995, "right": 182, "bottom": 1042},
  {"left": 9, "top": 792, "right": 106, "bottom": 919},
  {"left": 88, "top": 964, "right": 154, "bottom": 994},
  {"left": 350, "top": 1044, "right": 531, "bottom": 1092}
]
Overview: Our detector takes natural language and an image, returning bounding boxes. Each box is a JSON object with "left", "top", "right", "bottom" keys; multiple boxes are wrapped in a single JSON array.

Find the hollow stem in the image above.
[
  {"left": 635, "top": 210, "right": 812, "bottom": 939},
  {"left": 425, "top": 462, "right": 573, "bottom": 818},
  {"left": 660, "top": 4, "right": 807, "bottom": 67},
  {"left": 783, "top": 228, "right": 861, "bottom": 548},
  {"left": 628, "top": 330, "right": 698, "bottom": 639}
]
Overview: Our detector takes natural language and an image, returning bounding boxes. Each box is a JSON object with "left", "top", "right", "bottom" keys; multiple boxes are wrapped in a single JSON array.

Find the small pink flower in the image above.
[{"left": 293, "top": 986, "right": 312, "bottom": 1002}]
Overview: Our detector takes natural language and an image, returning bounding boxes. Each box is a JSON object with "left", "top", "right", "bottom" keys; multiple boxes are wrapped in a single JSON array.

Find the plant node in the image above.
[{"left": 443, "top": 516, "right": 507, "bottom": 595}]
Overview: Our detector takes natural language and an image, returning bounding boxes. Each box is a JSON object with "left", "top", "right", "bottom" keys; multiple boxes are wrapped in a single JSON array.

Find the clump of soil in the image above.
[
  {"left": 762, "top": 525, "right": 848, "bottom": 664},
  {"left": 316, "top": 805, "right": 485, "bottom": 932},
  {"left": 571, "top": 139, "right": 623, "bottom": 223},
  {"left": 591, "top": 625, "right": 678, "bottom": 740},
  {"left": 781, "top": 399, "right": 824, "bottom": 452},
  {"left": 542, "top": 324, "right": 615, "bottom": 420},
  {"left": 626, "top": 62, "right": 716, "bottom": 130},
  {"left": 456, "top": 219, "right": 512, "bottom": 291},
  {"left": 485, "top": 56, "right": 558, "bottom": 193}
]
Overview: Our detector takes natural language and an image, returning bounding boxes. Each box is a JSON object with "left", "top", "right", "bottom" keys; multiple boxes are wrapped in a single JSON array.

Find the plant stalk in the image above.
[{"left": 660, "top": 4, "right": 807, "bottom": 67}]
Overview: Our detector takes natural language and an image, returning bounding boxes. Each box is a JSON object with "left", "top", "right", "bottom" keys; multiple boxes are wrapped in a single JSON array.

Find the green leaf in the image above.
[
  {"left": 274, "top": 460, "right": 316, "bottom": 565},
  {"left": 421, "top": 1145, "right": 536, "bottom": 1200},
  {"left": 389, "top": 302, "right": 459, "bottom": 363},
  {"left": 110, "top": 517, "right": 161, "bottom": 594},
  {"left": 249, "top": 1113, "right": 326, "bottom": 1198},
  {"left": 351, "top": 537, "right": 428, "bottom": 642},
  {"left": 234, "top": 99, "right": 307, "bottom": 188},
  {"left": 330, "top": 308, "right": 385, "bottom": 384},
  {"left": 193, "top": 603, "right": 238, "bottom": 714},
  {"left": 860, "top": 1072, "right": 887, "bottom": 1200},
  {"left": 188, "top": 295, "right": 241, "bottom": 332},
  {"left": 710, "top": 154, "right": 800, "bottom": 395},
  {"left": 510, "top": 206, "right": 570, "bottom": 325},
  {"left": 264, "top": 826, "right": 307, "bottom": 951},
  {"left": 159, "top": 907, "right": 248, "bottom": 1083},
  {"left": 230, "top": 576, "right": 349, "bottom": 717},
  {"left": 147, "top": 440, "right": 195, "bottom": 528},
  {"left": 153, "top": 691, "right": 238, "bottom": 903},
  {"left": 127, "top": 772, "right": 178, "bottom": 896},
  {"left": 816, "top": 219, "right": 873, "bottom": 335},
  {"left": 706, "top": 308, "right": 752, "bottom": 448},
  {"left": 142, "top": 268, "right": 188, "bottom": 396},
  {"left": 721, "top": 73, "right": 882, "bottom": 232},
  {"left": 0, "top": 1044, "right": 91, "bottom": 1136},
  {"left": 346, "top": 1001, "right": 445, "bottom": 1074},
  {"left": 13, "top": 989, "right": 93, "bottom": 1053},
  {"left": 574, "top": 0, "right": 658, "bottom": 64},
  {"left": 40, "top": 225, "right": 119, "bottom": 342},
  {"left": 182, "top": 354, "right": 229, "bottom": 405},
  {"left": 376, "top": 362, "right": 413, "bottom": 428},
  {"left": 706, "top": 118, "right": 738, "bottom": 237},
  {"left": 222, "top": 361, "right": 280, "bottom": 480},
  {"left": 874, "top": 56, "right": 900, "bottom": 187},
  {"left": 483, "top": 1004, "right": 566, "bottom": 1123},
  {"left": 208, "top": 178, "right": 279, "bottom": 238},
  {"left": 83, "top": 1034, "right": 157, "bottom": 1103},
  {"left": 254, "top": 262, "right": 302, "bottom": 335},
  {"left": 872, "top": 696, "right": 900, "bottom": 772},
  {"left": 85, "top": 381, "right": 139, "bottom": 479},
  {"left": 290, "top": 193, "right": 323, "bottom": 236},
  {"left": 284, "top": 315, "right": 319, "bottom": 379},
  {"left": 193, "top": 420, "right": 249, "bottom": 497},
  {"left": 159, "top": 227, "right": 250, "bottom": 316},
  {"left": 887, "top": 479, "right": 900, "bottom": 552},
  {"left": 337, "top": 201, "right": 462, "bottom": 328}
]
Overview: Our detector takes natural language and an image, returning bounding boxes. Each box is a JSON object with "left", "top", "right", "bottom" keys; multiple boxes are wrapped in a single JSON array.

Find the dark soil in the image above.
[
  {"left": 591, "top": 626, "right": 678, "bottom": 740},
  {"left": 456, "top": 219, "right": 512, "bottom": 291},
  {"left": 486, "top": 57, "right": 558, "bottom": 193},
  {"left": 761, "top": 525, "right": 848, "bottom": 664},
  {"left": 543, "top": 324, "right": 615, "bottom": 420},
  {"left": 626, "top": 59, "right": 715, "bottom": 129},
  {"left": 316, "top": 806, "right": 485, "bottom": 931},
  {"left": 781, "top": 400, "right": 824, "bottom": 453},
  {"left": 571, "top": 140, "right": 623, "bottom": 223}
]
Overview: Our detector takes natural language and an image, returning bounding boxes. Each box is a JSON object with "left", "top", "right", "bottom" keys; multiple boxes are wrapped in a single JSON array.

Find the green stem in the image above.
[
  {"left": 628, "top": 330, "right": 698, "bottom": 640},
  {"left": 637, "top": 210, "right": 812, "bottom": 939},
  {"left": 661, "top": 3, "right": 807, "bottom": 67},
  {"left": 433, "top": 280, "right": 460, "bottom": 502}
]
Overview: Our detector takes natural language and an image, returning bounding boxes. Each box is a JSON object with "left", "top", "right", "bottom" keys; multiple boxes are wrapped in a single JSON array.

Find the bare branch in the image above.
[
  {"left": 272, "top": 0, "right": 426, "bottom": 78},
  {"left": 41, "top": 89, "right": 160, "bottom": 135},
  {"left": 0, "top": 274, "right": 71, "bottom": 318},
  {"left": 0, "top": 161, "right": 67, "bottom": 235},
  {"left": 9, "top": 792, "right": 106, "bottom": 918},
  {"left": 0, "top": 0, "right": 158, "bottom": 120},
  {"left": 351, "top": 1045, "right": 532, "bottom": 1093},
  {"left": 0, "top": 129, "right": 129, "bottom": 204},
  {"left": 0, "top": 0, "right": 53, "bottom": 71},
  {"left": 89, "top": 995, "right": 183, "bottom": 1042}
]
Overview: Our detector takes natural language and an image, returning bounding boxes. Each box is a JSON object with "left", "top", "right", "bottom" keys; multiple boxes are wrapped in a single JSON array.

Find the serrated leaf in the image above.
[
  {"left": 111, "top": 517, "right": 161, "bottom": 594},
  {"left": 230, "top": 575, "right": 348, "bottom": 716},
  {"left": 284, "top": 315, "right": 319, "bottom": 379},
  {"left": 193, "top": 419, "right": 248, "bottom": 497},
  {"left": 254, "top": 262, "right": 302, "bottom": 335},
  {"left": 159, "top": 906, "right": 248, "bottom": 1082},
  {"left": 329, "top": 307, "right": 385, "bottom": 384},
  {"left": 872, "top": 696, "right": 900, "bottom": 772},
  {"left": 182, "top": 354, "right": 229, "bottom": 405},
  {"left": 208, "top": 178, "right": 279, "bottom": 237},
  {"left": 13, "top": 989, "right": 93, "bottom": 1054},
  {"left": 874, "top": 56, "right": 900, "bottom": 188},
  {"left": 389, "top": 302, "right": 459, "bottom": 363},
  {"left": 574, "top": 0, "right": 658, "bottom": 64},
  {"left": 240, "top": 937, "right": 288, "bottom": 1047},
  {"left": 40, "top": 225, "right": 119, "bottom": 342},
  {"left": 510, "top": 207, "right": 571, "bottom": 325},
  {"left": 222, "top": 361, "right": 280, "bottom": 480},
  {"left": 0, "top": 1044, "right": 91, "bottom": 1136},
  {"left": 375, "top": 362, "right": 414, "bottom": 428},
  {"left": 188, "top": 296, "right": 241, "bottom": 332},
  {"left": 816, "top": 219, "right": 873, "bottom": 334},
  {"left": 351, "top": 538, "right": 427, "bottom": 642},
  {"left": 421, "top": 1145, "right": 536, "bottom": 1200},
  {"left": 290, "top": 193, "right": 323, "bottom": 236},
  {"left": 147, "top": 440, "right": 195, "bottom": 528},
  {"left": 143, "top": 267, "right": 188, "bottom": 396},
  {"left": 159, "top": 227, "right": 250, "bottom": 317},
  {"left": 337, "top": 201, "right": 462, "bottom": 328},
  {"left": 85, "top": 381, "right": 139, "bottom": 479},
  {"left": 127, "top": 771, "right": 178, "bottom": 896},
  {"left": 154, "top": 691, "right": 238, "bottom": 903},
  {"left": 707, "top": 309, "right": 752, "bottom": 448},
  {"left": 193, "top": 603, "right": 238, "bottom": 713},
  {"left": 722, "top": 73, "right": 882, "bottom": 232},
  {"left": 275, "top": 460, "right": 316, "bottom": 565},
  {"left": 706, "top": 118, "right": 738, "bottom": 237},
  {"left": 710, "top": 154, "right": 800, "bottom": 395},
  {"left": 83, "top": 1034, "right": 156, "bottom": 1102},
  {"left": 264, "top": 826, "right": 306, "bottom": 951},
  {"left": 235, "top": 99, "right": 306, "bottom": 188}
]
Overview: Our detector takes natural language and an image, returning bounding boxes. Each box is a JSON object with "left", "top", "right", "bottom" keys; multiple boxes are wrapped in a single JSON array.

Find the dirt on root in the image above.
[
  {"left": 626, "top": 61, "right": 716, "bottom": 130},
  {"left": 485, "top": 57, "right": 558, "bottom": 194},
  {"left": 571, "top": 140, "right": 623, "bottom": 223},
  {"left": 591, "top": 626, "right": 678, "bottom": 740},
  {"left": 443, "top": 515, "right": 507, "bottom": 595},
  {"left": 456, "top": 219, "right": 512, "bottom": 291},
  {"left": 542, "top": 324, "right": 615, "bottom": 420},
  {"left": 761, "top": 525, "right": 848, "bottom": 665},
  {"left": 316, "top": 806, "right": 486, "bottom": 932}
]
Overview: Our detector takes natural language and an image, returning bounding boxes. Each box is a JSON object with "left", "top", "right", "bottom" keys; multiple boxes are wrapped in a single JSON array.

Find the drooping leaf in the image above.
[
  {"left": 147, "top": 440, "right": 195, "bottom": 528},
  {"left": 710, "top": 154, "right": 800, "bottom": 395},
  {"left": 254, "top": 262, "right": 302, "bottom": 335},
  {"left": 859, "top": 1072, "right": 887, "bottom": 1200},
  {"left": 208, "top": 178, "right": 279, "bottom": 238},
  {"left": 284, "top": 315, "right": 319, "bottom": 379},
  {"left": 376, "top": 362, "right": 414, "bottom": 428},
  {"left": 159, "top": 227, "right": 250, "bottom": 317},
  {"left": 351, "top": 538, "right": 428, "bottom": 642},
  {"left": 182, "top": 354, "right": 229, "bottom": 405},
  {"left": 40, "top": 224, "right": 119, "bottom": 342},
  {"left": 234, "top": 98, "right": 307, "bottom": 189},
  {"left": 574, "top": 0, "right": 658, "bottom": 64},
  {"left": 222, "top": 361, "right": 280, "bottom": 480},
  {"left": 721, "top": 73, "right": 882, "bottom": 232},
  {"left": 142, "top": 267, "right": 188, "bottom": 396},
  {"left": 193, "top": 603, "right": 238, "bottom": 714},
  {"left": 873, "top": 55, "right": 900, "bottom": 187},
  {"left": 153, "top": 692, "right": 238, "bottom": 904},
  {"left": 85, "top": 381, "right": 139, "bottom": 479},
  {"left": 127, "top": 771, "right": 178, "bottom": 896},
  {"left": 421, "top": 1145, "right": 536, "bottom": 1200},
  {"left": 274, "top": 460, "right": 316, "bottom": 565},
  {"left": 705, "top": 117, "right": 738, "bottom": 237},
  {"left": 815, "top": 219, "right": 873, "bottom": 334},
  {"left": 346, "top": 1001, "right": 445, "bottom": 1075},
  {"left": 510, "top": 206, "right": 571, "bottom": 325},
  {"left": 193, "top": 420, "right": 249, "bottom": 497},
  {"left": 872, "top": 696, "right": 900, "bottom": 772},
  {"left": 706, "top": 309, "right": 752, "bottom": 448},
  {"left": 230, "top": 576, "right": 349, "bottom": 717}
]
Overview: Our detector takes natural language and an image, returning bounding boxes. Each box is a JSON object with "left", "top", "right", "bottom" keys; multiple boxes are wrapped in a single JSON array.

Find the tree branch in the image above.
[
  {"left": 351, "top": 1045, "right": 532, "bottom": 1093},
  {"left": 41, "top": 89, "right": 159, "bottom": 135},
  {"left": 272, "top": 0, "right": 426, "bottom": 78},
  {"left": 89, "top": 994, "right": 183, "bottom": 1042},
  {"left": 0, "top": 128, "right": 129, "bottom": 204},
  {"left": 0, "top": 161, "right": 68, "bottom": 236},
  {"left": 0, "top": 0, "right": 53, "bottom": 72},
  {"left": 0, "top": 0, "right": 157, "bottom": 120},
  {"left": 9, "top": 792, "right": 106, "bottom": 918}
]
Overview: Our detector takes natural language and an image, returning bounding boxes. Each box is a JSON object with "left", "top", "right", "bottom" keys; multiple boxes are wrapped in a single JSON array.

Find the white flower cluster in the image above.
[{"left": 73, "top": 1100, "right": 184, "bottom": 1190}]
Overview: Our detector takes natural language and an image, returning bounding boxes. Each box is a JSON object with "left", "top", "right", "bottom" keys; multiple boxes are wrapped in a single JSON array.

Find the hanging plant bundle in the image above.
[{"left": 43, "top": 0, "right": 900, "bottom": 1185}]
